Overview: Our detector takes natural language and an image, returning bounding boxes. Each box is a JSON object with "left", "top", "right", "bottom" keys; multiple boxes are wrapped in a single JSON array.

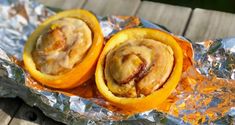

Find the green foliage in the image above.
[{"left": 147, "top": 0, "right": 235, "bottom": 13}]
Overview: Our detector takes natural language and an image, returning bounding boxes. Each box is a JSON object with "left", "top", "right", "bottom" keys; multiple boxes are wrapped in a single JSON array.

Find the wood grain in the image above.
[
  {"left": 36, "top": 0, "right": 86, "bottom": 9},
  {"left": 185, "top": 8, "right": 235, "bottom": 42},
  {"left": 0, "top": 98, "right": 22, "bottom": 125},
  {"left": 83, "top": 0, "right": 141, "bottom": 16},
  {"left": 136, "top": 1, "right": 192, "bottom": 35}
]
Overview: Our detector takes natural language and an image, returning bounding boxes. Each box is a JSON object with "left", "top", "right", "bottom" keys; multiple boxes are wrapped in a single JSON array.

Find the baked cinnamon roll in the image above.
[
  {"left": 23, "top": 9, "right": 103, "bottom": 89},
  {"left": 33, "top": 17, "right": 92, "bottom": 75},
  {"left": 95, "top": 28, "right": 183, "bottom": 113}
]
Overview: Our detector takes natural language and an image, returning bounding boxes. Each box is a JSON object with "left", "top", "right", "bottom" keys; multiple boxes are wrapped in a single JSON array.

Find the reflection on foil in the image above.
[
  {"left": 0, "top": 0, "right": 234, "bottom": 124},
  {"left": 194, "top": 39, "right": 235, "bottom": 80},
  {"left": 0, "top": 0, "right": 54, "bottom": 59}
]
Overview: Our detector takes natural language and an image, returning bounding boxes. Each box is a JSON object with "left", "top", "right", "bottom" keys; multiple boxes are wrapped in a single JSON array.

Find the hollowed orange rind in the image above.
[
  {"left": 95, "top": 28, "right": 183, "bottom": 113},
  {"left": 23, "top": 9, "right": 103, "bottom": 89}
]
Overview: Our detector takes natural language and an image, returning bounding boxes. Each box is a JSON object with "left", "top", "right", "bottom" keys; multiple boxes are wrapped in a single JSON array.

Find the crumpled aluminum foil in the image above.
[{"left": 0, "top": 0, "right": 234, "bottom": 124}]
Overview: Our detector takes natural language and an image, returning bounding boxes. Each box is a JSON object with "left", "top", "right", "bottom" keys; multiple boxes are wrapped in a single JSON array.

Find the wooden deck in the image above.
[{"left": 1, "top": 0, "right": 235, "bottom": 124}]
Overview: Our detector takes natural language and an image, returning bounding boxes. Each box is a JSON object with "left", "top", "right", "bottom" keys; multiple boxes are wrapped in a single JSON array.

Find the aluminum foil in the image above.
[{"left": 0, "top": 0, "right": 234, "bottom": 124}]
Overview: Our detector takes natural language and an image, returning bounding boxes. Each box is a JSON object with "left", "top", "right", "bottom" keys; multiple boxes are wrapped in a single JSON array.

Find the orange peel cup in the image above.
[
  {"left": 23, "top": 9, "right": 104, "bottom": 89},
  {"left": 95, "top": 28, "right": 184, "bottom": 113}
]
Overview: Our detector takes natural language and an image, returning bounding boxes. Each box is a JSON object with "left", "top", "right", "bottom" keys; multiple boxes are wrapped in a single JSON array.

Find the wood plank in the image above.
[
  {"left": 36, "top": 0, "right": 86, "bottom": 9},
  {"left": 0, "top": 98, "right": 22, "bottom": 125},
  {"left": 185, "top": 8, "right": 235, "bottom": 42},
  {"left": 136, "top": 1, "right": 192, "bottom": 35},
  {"left": 83, "top": 0, "right": 141, "bottom": 16},
  {"left": 9, "top": 104, "right": 62, "bottom": 125}
]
